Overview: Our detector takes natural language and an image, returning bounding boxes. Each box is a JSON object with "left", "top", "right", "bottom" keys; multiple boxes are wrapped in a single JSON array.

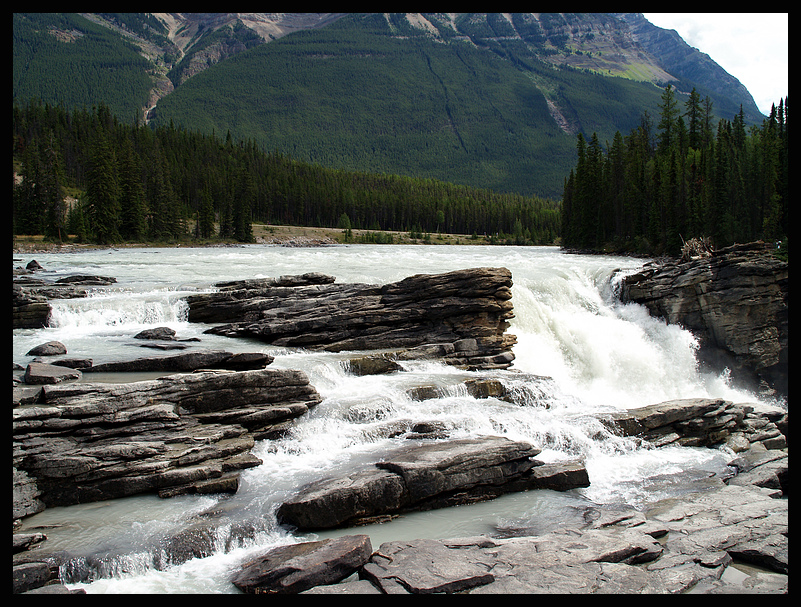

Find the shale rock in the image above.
[
  {"left": 276, "top": 436, "right": 589, "bottom": 530},
  {"left": 600, "top": 397, "right": 787, "bottom": 453},
  {"left": 12, "top": 368, "right": 322, "bottom": 512},
  {"left": 618, "top": 242, "right": 788, "bottom": 396},
  {"left": 187, "top": 268, "right": 517, "bottom": 370},
  {"left": 13, "top": 273, "right": 116, "bottom": 329},
  {"left": 232, "top": 534, "right": 373, "bottom": 594},
  {"left": 23, "top": 362, "right": 82, "bottom": 385},
  {"left": 306, "top": 477, "right": 786, "bottom": 594},
  {"left": 12, "top": 285, "right": 51, "bottom": 329},
  {"left": 83, "top": 350, "right": 273, "bottom": 373}
]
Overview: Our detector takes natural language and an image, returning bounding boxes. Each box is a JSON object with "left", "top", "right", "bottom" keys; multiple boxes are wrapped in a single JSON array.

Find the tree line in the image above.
[
  {"left": 12, "top": 99, "right": 560, "bottom": 245},
  {"left": 561, "top": 86, "right": 788, "bottom": 256}
]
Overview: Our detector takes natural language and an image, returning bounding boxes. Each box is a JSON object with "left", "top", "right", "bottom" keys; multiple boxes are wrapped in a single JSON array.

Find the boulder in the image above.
[
  {"left": 276, "top": 436, "right": 589, "bottom": 530},
  {"left": 618, "top": 242, "right": 788, "bottom": 396},
  {"left": 133, "top": 326, "right": 177, "bottom": 340},
  {"left": 187, "top": 268, "right": 517, "bottom": 370},
  {"left": 231, "top": 535, "right": 373, "bottom": 594},
  {"left": 26, "top": 341, "right": 67, "bottom": 356}
]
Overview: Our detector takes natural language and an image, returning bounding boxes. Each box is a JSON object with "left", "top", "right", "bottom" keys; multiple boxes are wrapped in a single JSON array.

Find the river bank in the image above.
[{"left": 12, "top": 224, "right": 503, "bottom": 255}]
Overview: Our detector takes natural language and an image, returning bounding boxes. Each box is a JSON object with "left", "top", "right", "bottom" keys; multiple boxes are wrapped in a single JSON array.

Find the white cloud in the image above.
[{"left": 642, "top": 13, "right": 788, "bottom": 116}]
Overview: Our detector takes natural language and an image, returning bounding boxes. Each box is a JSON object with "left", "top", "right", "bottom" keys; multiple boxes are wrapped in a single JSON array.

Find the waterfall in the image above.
[{"left": 13, "top": 245, "right": 770, "bottom": 593}]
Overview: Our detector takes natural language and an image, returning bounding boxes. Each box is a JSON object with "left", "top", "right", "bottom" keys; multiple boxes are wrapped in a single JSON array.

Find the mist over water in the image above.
[{"left": 13, "top": 245, "right": 775, "bottom": 593}]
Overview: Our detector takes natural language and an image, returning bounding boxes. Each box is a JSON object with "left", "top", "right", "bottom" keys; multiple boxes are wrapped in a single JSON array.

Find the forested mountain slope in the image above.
[{"left": 13, "top": 13, "right": 766, "bottom": 199}]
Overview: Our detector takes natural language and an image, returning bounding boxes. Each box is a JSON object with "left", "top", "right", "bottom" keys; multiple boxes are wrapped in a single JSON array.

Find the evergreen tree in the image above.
[
  {"left": 118, "top": 138, "right": 147, "bottom": 241},
  {"left": 198, "top": 186, "right": 216, "bottom": 239},
  {"left": 85, "top": 129, "right": 121, "bottom": 244},
  {"left": 40, "top": 133, "right": 67, "bottom": 242}
]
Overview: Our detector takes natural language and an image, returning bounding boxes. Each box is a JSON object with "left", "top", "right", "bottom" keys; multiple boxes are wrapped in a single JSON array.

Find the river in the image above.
[{"left": 12, "top": 244, "right": 781, "bottom": 593}]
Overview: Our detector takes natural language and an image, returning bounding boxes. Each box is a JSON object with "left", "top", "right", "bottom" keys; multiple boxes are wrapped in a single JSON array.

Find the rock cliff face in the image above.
[{"left": 618, "top": 243, "right": 788, "bottom": 396}]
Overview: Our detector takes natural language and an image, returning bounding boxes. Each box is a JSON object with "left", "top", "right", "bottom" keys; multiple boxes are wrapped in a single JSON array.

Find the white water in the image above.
[{"left": 13, "top": 245, "right": 779, "bottom": 593}]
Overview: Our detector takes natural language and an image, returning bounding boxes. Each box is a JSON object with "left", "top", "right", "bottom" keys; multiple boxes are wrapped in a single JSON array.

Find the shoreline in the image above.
[{"left": 13, "top": 224, "right": 534, "bottom": 255}]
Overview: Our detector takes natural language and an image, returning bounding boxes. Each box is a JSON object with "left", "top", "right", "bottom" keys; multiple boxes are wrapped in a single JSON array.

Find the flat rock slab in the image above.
[
  {"left": 83, "top": 350, "right": 273, "bottom": 373},
  {"left": 23, "top": 362, "right": 82, "bottom": 385},
  {"left": 231, "top": 534, "right": 372, "bottom": 594},
  {"left": 276, "top": 436, "right": 589, "bottom": 530}
]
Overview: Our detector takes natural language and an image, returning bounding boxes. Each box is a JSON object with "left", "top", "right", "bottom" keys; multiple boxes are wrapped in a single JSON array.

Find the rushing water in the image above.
[{"left": 13, "top": 244, "right": 780, "bottom": 593}]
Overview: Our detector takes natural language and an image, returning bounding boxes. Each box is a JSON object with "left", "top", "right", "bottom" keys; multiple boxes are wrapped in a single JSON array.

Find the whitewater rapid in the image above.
[{"left": 13, "top": 244, "right": 776, "bottom": 593}]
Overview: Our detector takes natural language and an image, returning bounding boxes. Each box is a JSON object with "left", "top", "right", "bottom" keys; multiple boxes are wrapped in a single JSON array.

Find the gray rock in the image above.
[
  {"left": 13, "top": 368, "right": 321, "bottom": 510},
  {"left": 84, "top": 350, "right": 273, "bottom": 373},
  {"left": 13, "top": 561, "right": 52, "bottom": 594},
  {"left": 619, "top": 244, "right": 788, "bottom": 396},
  {"left": 187, "top": 268, "right": 517, "bottom": 370},
  {"left": 25, "top": 341, "right": 67, "bottom": 356},
  {"left": 23, "top": 362, "right": 82, "bottom": 385},
  {"left": 133, "top": 326, "right": 177, "bottom": 340},
  {"left": 231, "top": 534, "right": 373, "bottom": 594},
  {"left": 276, "top": 436, "right": 589, "bottom": 530}
]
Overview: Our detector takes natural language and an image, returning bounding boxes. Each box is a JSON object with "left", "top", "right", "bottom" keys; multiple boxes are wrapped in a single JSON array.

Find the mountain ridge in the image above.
[{"left": 13, "top": 13, "right": 767, "bottom": 198}]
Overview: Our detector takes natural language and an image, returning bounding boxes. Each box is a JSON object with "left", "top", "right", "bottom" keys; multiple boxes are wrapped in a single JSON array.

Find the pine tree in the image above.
[
  {"left": 85, "top": 130, "right": 121, "bottom": 244},
  {"left": 118, "top": 138, "right": 147, "bottom": 241},
  {"left": 40, "top": 133, "right": 66, "bottom": 242},
  {"left": 198, "top": 186, "right": 216, "bottom": 239}
]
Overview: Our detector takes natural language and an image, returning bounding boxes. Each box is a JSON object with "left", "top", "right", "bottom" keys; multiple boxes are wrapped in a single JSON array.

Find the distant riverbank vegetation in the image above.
[
  {"left": 12, "top": 99, "right": 560, "bottom": 246},
  {"left": 561, "top": 87, "right": 788, "bottom": 257}
]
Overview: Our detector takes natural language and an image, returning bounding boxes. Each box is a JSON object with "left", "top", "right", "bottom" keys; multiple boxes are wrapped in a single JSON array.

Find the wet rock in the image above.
[
  {"left": 26, "top": 341, "right": 67, "bottom": 356},
  {"left": 13, "top": 368, "right": 321, "bottom": 511},
  {"left": 276, "top": 436, "right": 589, "bottom": 530},
  {"left": 133, "top": 326, "right": 177, "bottom": 340},
  {"left": 231, "top": 534, "right": 373, "bottom": 594},
  {"left": 13, "top": 273, "right": 116, "bottom": 329},
  {"left": 55, "top": 274, "right": 117, "bottom": 285},
  {"left": 187, "top": 268, "right": 517, "bottom": 370},
  {"left": 13, "top": 561, "right": 52, "bottom": 594},
  {"left": 600, "top": 397, "right": 787, "bottom": 453},
  {"left": 84, "top": 350, "right": 273, "bottom": 373},
  {"left": 346, "top": 354, "right": 403, "bottom": 376},
  {"left": 619, "top": 242, "right": 788, "bottom": 396},
  {"left": 32, "top": 357, "right": 92, "bottom": 370},
  {"left": 13, "top": 285, "right": 52, "bottom": 329},
  {"left": 23, "top": 362, "right": 82, "bottom": 385}
]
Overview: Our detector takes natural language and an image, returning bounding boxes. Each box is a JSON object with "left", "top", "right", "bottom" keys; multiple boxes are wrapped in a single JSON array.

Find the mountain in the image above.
[{"left": 13, "top": 13, "right": 767, "bottom": 198}]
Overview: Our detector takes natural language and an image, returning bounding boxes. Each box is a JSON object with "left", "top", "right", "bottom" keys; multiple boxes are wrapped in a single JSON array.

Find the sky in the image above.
[{"left": 642, "top": 13, "right": 788, "bottom": 117}]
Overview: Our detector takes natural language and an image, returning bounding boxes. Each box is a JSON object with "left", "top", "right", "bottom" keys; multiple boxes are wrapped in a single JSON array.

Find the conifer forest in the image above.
[
  {"left": 12, "top": 100, "right": 560, "bottom": 246},
  {"left": 560, "top": 86, "right": 788, "bottom": 256},
  {"left": 12, "top": 88, "right": 788, "bottom": 256}
]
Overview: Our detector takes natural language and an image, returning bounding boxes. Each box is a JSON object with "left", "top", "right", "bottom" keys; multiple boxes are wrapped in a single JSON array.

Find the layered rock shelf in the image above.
[
  {"left": 186, "top": 267, "right": 518, "bottom": 370},
  {"left": 618, "top": 242, "right": 788, "bottom": 396},
  {"left": 12, "top": 265, "right": 789, "bottom": 594},
  {"left": 13, "top": 367, "right": 322, "bottom": 517},
  {"left": 276, "top": 436, "right": 590, "bottom": 530}
]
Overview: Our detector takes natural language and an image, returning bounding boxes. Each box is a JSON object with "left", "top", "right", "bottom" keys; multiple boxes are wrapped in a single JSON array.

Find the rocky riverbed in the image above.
[{"left": 12, "top": 261, "right": 788, "bottom": 594}]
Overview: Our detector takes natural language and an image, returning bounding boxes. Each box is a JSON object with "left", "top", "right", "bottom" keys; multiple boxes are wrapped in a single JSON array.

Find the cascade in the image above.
[{"left": 13, "top": 245, "right": 776, "bottom": 593}]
